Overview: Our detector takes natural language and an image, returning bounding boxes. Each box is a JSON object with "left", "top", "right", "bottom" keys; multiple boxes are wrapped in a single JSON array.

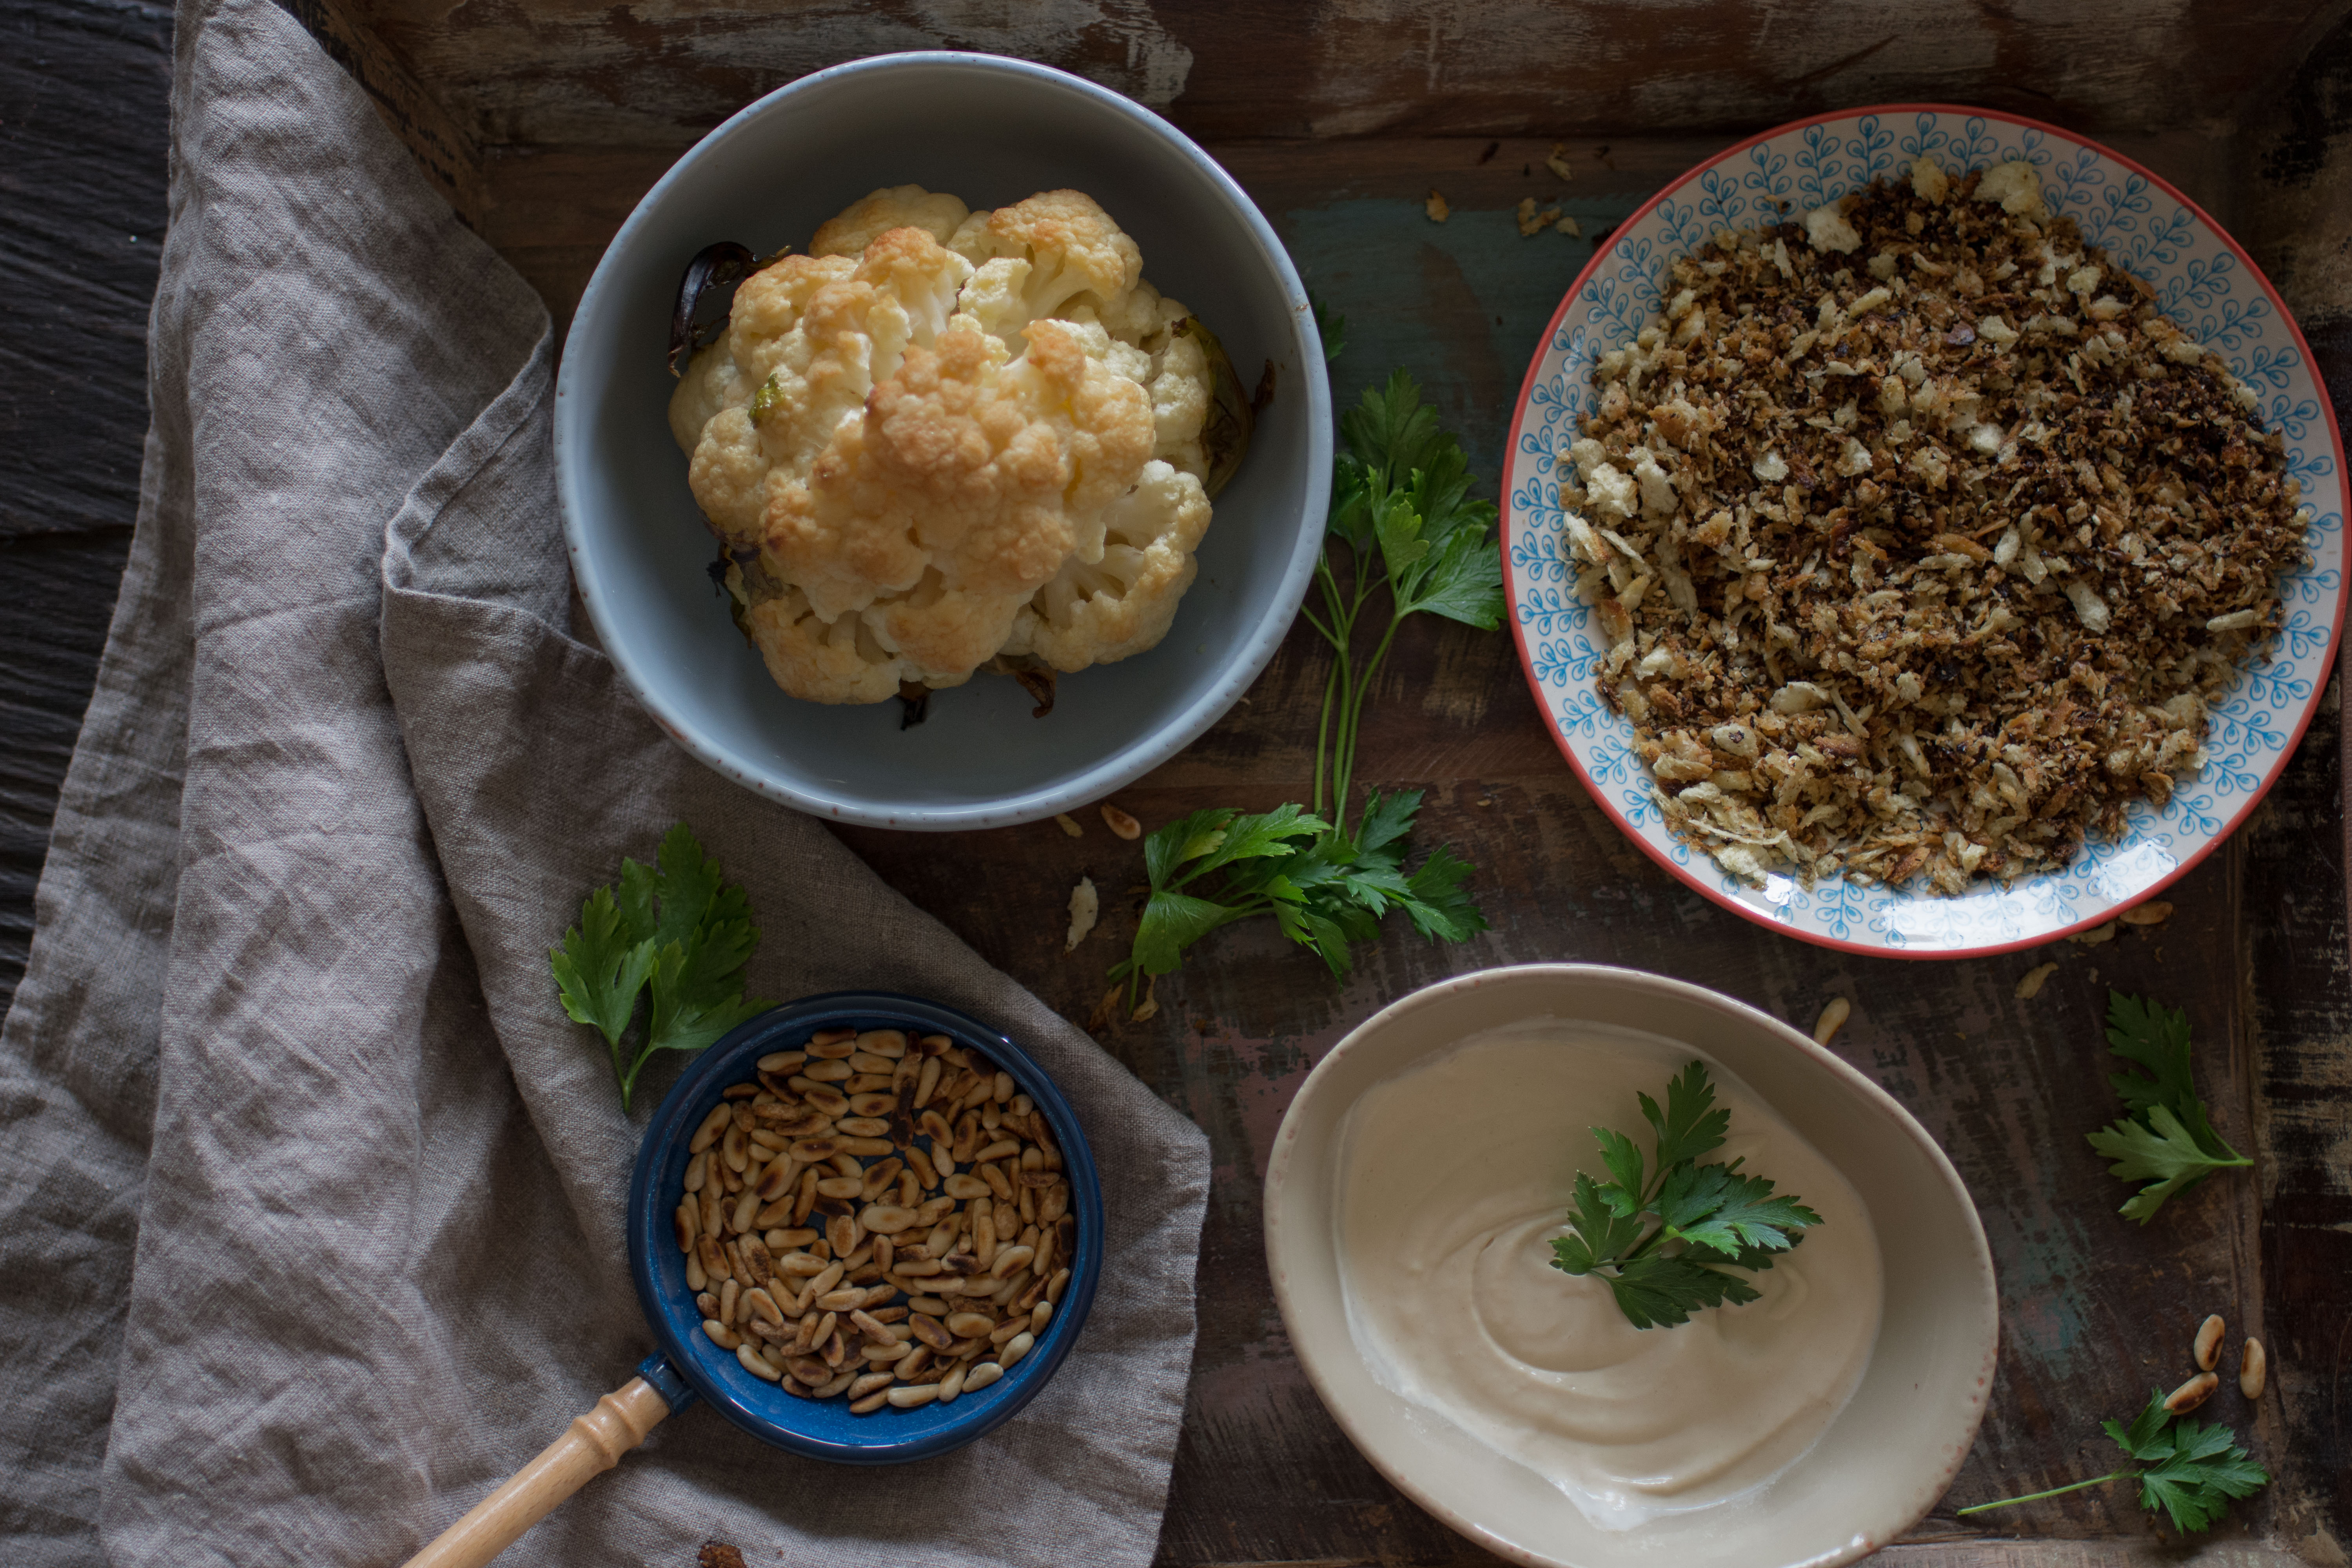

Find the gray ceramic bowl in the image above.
[{"left": 555, "top": 52, "right": 1330, "bottom": 830}]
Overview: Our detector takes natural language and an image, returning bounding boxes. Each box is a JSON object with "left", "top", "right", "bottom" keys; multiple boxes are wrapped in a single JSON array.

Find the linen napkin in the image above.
[{"left": 0, "top": 0, "right": 1210, "bottom": 1563}]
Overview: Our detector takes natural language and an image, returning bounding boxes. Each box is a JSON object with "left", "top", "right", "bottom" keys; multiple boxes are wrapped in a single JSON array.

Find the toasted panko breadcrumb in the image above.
[
  {"left": 671, "top": 186, "right": 1220, "bottom": 704},
  {"left": 1566, "top": 160, "right": 2306, "bottom": 894}
]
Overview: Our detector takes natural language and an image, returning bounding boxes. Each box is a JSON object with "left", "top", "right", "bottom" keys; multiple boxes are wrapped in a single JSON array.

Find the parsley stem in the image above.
[
  {"left": 1956, "top": 1472, "right": 2135, "bottom": 1515},
  {"left": 1334, "top": 612, "right": 1405, "bottom": 840}
]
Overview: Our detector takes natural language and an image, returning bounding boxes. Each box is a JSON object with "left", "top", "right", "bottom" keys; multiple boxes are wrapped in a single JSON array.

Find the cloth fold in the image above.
[{"left": 0, "top": 0, "right": 1210, "bottom": 1563}]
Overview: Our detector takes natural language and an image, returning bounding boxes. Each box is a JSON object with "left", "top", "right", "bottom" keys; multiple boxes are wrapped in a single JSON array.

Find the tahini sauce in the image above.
[{"left": 1336, "top": 1020, "right": 1882, "bottom": 1530}]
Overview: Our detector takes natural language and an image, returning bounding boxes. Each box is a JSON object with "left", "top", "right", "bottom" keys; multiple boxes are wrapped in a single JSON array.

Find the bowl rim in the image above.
[
  {"left": 1499, "top": 101, "right": 2352, "bottom": 957},
  {"left": 626, "top": 990, "right": 1105, "bottom": 1463},
  {"left": 554, "top": 49, "right": 1332, "bottom": 832},
  {"left": 1263, "top": 962, "right": 1998, "bottom": 1568}
]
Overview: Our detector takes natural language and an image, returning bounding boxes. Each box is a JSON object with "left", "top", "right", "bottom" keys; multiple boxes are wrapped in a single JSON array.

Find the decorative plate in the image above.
[{"left": 1503, "top": 104, "right": 2348, "bottom": 958}]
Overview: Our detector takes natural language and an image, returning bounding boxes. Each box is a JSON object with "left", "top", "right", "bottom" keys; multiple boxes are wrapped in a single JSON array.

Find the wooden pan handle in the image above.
[{"left": 398, "top": 1374, "right": 673, "bottom": 1568}]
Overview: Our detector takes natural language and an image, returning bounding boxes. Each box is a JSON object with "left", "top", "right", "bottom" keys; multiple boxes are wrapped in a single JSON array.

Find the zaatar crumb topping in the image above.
[{"left": 1564, "top": 156, "right": 2309, "bottom": 894}]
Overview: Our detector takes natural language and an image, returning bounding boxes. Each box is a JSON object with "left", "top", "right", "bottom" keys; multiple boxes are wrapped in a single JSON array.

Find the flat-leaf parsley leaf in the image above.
[
  {"left": 551, "top": 824, "right": 771, "bottom": 1111},
  {"left": 2085, "top": 990, "right": 2250, "bottom": 1223},
  {"left": 1548, "top": 1061, "right": 1822, "bottom": 1329},
  {"left": 1957, "top": 1390, "right": 2268, "bottom": 1534}
]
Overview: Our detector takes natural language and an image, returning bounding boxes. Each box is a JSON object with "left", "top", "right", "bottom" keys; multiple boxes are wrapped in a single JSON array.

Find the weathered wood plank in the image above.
[
  {"left": 0, "top": 0, "right": 171, "bottom": 540},
  {"left": 0, "top": 0, "right": 170, "bottom": 1009},
  {"left": 347, "top": 0, "right": 2352, "bottom": 156}
]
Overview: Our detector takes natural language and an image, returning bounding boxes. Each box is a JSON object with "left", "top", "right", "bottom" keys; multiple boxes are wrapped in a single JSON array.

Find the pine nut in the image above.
[
  {"left": 859, "top": 1159, "right": 904, "bottom": 1201},
  {"left": 837, "top": 1136, "right": 894, "bottom": 1156},
  {"left": 944, "top": 1174, "right": 990, "bottom": 1201},
  {"left": 804, "top": 1060, "right": 853, "bottom": 1083},
  {"left": 703, "top": 1318, "right": 743, "bottom": 1351},
  {"left": 745, "top": 1287, "right": 784, "bottom": 1328},
  {"left": 1100, "top": 803, "right": 1142, "bottom": 839},
  {"left": 907, "top": 1146, "right": 938, "bottom": 1190},
  {"left": 1811, "top": 996, "right": 1851, "bottom": 1045},
  {"left": 754, "top": 1158, "right": 797, "bottom": 1201},
  {"left": 697, "top": 1237, "right": 730, "bottom": 1282},
  {"left": 2194, "top": 1314, "right": 2225, "bottom": 1371},
  {"left": 936, "top": 1364, "right": 968, "bottom": 1404},
  {"left": 982, "top": 1165, "right": 1014, "bottom": 1202},
  {"left": 989, "top": 1319, "right": 1026, "bottom": 1345},
  {"left": 899, "top": 1345, "right": 933, "bottom": 1379},
  {"left": 1047, "top": 1268, "right": 1071, "bottom": 1305},
  {"left": 2240, "top": 1338, "right": 2267, "bottom": 1399},
  {"left": 815, "top": 1175, "right": 861, "bottom": 1200},
  {"left": 849, "top": 1370, "right": 895, "bottom": 1399},
  {"left": 757, "top": 1049, "right": 808, "bottom": 1074},
  {"left": 1000, "top": 1331, "right": 1034, "bottom": 1370},
  {"left": 690, "top": 1102, "right": 733, "bottom": 1154},
  {"left": 818, "top": 1288, "right": 867, "bottom": 1312},
  {"left": 887, "top": 1385, "right": 940, "bottom": 1408},
  {"left": 946, "top": 1311, "right": 995, "bottom": 1340},
  {"left": 684, "top": 1150, "right": 710, "bottom": 1194},
  {"left": 850, "top": 1391, "right": 890, "bottom": 1414},
  {"left": 973, "top": 1203, "right": 997, "bottom": 1269},
  {"left": 1031, "top": 1299, "right": 1053, "bottom": 1333},
  {"left": 738, "top": 1343, "right": 782, "bottom": 1381},
  {"left": 836, "top": 1116, "right": 889, "bottom": 1138},
  {"left": 860, "top": 1203, "right": 919, "bottom": 1234},
  {"left": 809, "top": 1027, "right": 857, "bottom": 1052},
  {"left": 865, "top": 1339, "right": 912, "bottom": 1363},
  {"left": 915, "top": 1058, "right": 942, "bottom": 1109},
  {"left": 1039, "top": 1183, "right": 1068, "bottom": 1226},
  {"left": 731, "top": 1189, "right": 760, "bottom": 1234},
  {"left": 717, "top": 1277, "right": 739, "bottom": 1325},
  {"left": 799, "top": 1085, "right": 849, "bottom": 1117},
  {"left": 722, "top": 1122, "right": 749, "bottom": 1173},
  {"left": 964, "top": 1361, "right": 1003, "bottom": 1392},
  {"left": 674, "top": 1203, "right": 698, "bottom": 1253},
  {"left": 909, "top": 1313, "right": 954, "bottom": 1351},
  {"left": 2165, "top": 1372, "right": 2220, "bottom": 1413},
  {"left": 788, "top": 1355, "right": 831, "bottom": 1385}
]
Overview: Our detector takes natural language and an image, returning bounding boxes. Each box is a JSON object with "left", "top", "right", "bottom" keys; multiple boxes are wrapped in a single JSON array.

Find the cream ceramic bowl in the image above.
[{"left": 1264, "top": 964, "right": 1997, "bottom": 1568}]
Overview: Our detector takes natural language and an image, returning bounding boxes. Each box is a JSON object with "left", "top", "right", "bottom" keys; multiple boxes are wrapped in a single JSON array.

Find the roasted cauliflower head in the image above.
[{"left": 668, "top": 185, "right": 1229, "bottom": 705}]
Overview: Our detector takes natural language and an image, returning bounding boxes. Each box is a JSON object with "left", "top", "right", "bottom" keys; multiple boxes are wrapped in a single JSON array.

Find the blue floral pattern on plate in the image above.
[{"left": 1503, "top": 107, "right": 2348, "bottom": 956}]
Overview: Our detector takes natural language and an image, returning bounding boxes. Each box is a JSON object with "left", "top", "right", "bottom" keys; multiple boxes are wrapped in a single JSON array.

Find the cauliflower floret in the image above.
[
  {"left": 669, "top": 186, "right": 1224, "bottom": 705},
  {"left": 1002, "top": 460, "right": 1212, "bottom": 671},
  {"left": 947, "top": 189, "right": 1143, "bottom": 336},
  {"left": 810, "top": 184, "right": 972, "bottom": 256}
]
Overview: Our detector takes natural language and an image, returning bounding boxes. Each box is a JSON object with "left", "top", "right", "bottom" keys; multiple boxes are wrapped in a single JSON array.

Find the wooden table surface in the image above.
[{"left": 7, "top": 1, "right": 2351, "bottom": 1563}]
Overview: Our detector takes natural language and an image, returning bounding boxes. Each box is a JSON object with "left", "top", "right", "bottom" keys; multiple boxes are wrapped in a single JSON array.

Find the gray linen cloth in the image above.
[{"left": 0, "top": 0, "right": 1210, "bottom": 1562}]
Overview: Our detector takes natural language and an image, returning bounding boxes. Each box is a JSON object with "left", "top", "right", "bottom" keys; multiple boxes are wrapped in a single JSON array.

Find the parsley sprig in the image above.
[
  {"left": 551, "top": 824, "right": 771, "bottom": 1111},
  {"left": 2085, "top": 991, "right": 2251, "bottom": 1223},
  {"left": 1107, "top": 350, "right": 1503, "bottom": 1001},
  {"left": 1957, "top": 1391, "right": 2269, "bottom": 1534},
  {"left": 1549, "top": 1062, "right": 1823, "bottom": 1328}
]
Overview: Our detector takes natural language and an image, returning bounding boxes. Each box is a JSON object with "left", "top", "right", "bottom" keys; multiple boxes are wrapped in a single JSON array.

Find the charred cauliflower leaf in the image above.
[{"left": 669, "top": 185, "right": 1238, "bottom": 706}]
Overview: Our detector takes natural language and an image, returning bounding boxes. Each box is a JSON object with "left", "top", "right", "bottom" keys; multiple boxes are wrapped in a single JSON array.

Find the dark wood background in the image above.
[{"left": 7, "top": 1, "right": 2351, "bottom": 1563}]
